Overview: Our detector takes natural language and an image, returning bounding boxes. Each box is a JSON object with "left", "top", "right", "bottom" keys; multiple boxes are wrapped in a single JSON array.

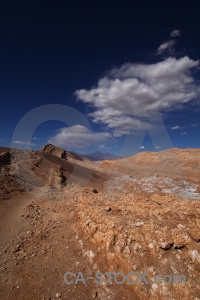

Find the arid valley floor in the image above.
[{"left": 0, "top": 145, "right": 200, "bottom": 299}]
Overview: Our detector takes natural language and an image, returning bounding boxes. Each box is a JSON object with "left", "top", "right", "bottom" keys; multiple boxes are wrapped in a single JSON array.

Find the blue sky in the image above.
[{"left": 0, "top": 2, "right": 200, "bottom": 156}]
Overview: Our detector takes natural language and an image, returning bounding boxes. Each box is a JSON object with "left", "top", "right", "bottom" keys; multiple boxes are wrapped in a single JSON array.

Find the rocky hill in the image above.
[
  {"left": 0, "top": 145, "right": 199, "bottom": 299},
  {"left": 41, "top": 143, "right": 83, "bottom": 161}
]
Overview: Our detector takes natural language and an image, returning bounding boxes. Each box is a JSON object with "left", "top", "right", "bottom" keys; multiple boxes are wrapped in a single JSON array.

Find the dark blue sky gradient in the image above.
[{"left": 0, "top": 1, "right": 199, "bottom": 154}]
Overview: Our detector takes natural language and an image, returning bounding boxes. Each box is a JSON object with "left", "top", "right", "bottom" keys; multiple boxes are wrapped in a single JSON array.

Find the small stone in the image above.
[
  {"left": 160, "top": 242, "right": 173, "bottom": 250},
  {"left": 148, "top": 243, "right": 153, "bottom": 249},
  {"left": 105, "top": 206, "right": 112, "bottom": 212},
  {"left": 55, "top": 292, "right": 61, "bottom": 298},
  {"left": 93, "top": 291, "right": 98, "bottom": 298},
  {"left": 135, "top": 221, "right": 144, "bottom": 227},
  {"left": 92, "top": 188, "right": 98, "bottom": 194}
]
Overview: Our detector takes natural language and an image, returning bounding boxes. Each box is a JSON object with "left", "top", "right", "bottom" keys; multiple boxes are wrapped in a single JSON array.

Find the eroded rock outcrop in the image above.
[
  {"left": 41, "top": 144, "right": 67, "bottom": 159},
  {"left": 77, "top": 188, "right": 200, "bottom": 299},
  {"left": 41, "top": 144, "right": 83, "bottom": 161}
]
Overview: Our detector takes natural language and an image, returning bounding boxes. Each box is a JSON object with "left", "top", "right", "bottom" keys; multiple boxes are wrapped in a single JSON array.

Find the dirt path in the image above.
[
  {"left": 0, "top": 193, "right": 32, "bottom": 250},
  {"left": 0, "top": 186, "right": 134, "bottom": 300}
]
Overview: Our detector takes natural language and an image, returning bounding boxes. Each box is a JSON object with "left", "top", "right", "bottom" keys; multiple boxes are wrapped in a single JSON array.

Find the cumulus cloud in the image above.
[
  {"left": 157, "top": 40, "right": 176, "bottom": 55},
  {"left": 75, "top": 56, "right": 199, "bottom": 136},
  {"left": 139, "top": 146, "right": 145, "bottom": 149},
  {"left": 171, "top": 125, "right": 180, "bottom": 130},
  {"left": 49, "top": 125, "right": 112, "bottom": 149},
  {"left": 14, "top": 141, "right": 36, "bottom": 146},
  {"left": 170, "top": 29, "right": 181, "bottom": 38},
  {"left": 155, "top": 145, "right": 160, "bottom": 149},
  {"left": 181, "top": 131, "right": 187, "bottom": 135}
]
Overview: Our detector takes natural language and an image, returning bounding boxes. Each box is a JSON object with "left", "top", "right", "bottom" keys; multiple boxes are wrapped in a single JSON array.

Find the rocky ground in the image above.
[
  {"left": 77, "top": 188, "right": 200, "bottom": 299},
  {"left": 0, "top": 146, "right": 200, "bottom": 299},
  {"left": 0, "top": 185, "right": 133, "bottom": 300}
]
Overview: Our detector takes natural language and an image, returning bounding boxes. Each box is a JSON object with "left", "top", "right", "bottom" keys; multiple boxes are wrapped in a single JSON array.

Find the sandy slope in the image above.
[{"left": 0, "top": 146, "right": 200, "bottom": 299}]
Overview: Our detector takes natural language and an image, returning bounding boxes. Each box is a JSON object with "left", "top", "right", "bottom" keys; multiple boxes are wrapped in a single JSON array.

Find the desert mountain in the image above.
[
  {"left": 0, "top": 145, "right": 200, "bottom": 299},
  {"left": 77, "top": 150, "right": 118, "bottom": 161},
  {"left": 41, "top": 143, "right": 83, "bottom": 161},
  {"left": 101, "top": 147, "right": 200, "bottom": 178}
]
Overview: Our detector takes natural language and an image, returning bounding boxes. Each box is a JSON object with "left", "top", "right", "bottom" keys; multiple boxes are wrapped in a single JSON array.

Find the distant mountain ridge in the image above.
[
  {"left": 41, "top": 144, "right": 118, "bottom": 161},
  {"left": 75, "top": 151, "right": 118, "bottom": 161}
]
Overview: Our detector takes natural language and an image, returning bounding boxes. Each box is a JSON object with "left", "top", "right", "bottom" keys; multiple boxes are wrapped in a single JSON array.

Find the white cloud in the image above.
[
  {"left": 181, "top": 131, "right": 187, "bottom": 135},
  {"left": 171, "top": 125, "right": 180, "bottom": 130},
  {"left": 170, "top": 29, "right": 181, "bottom": 38},
  {"left": 49, "top": 125, "right": 112, "bottom": 149},
  {"left": 14, "top": 141, "right": 36, "bottom": 146},
  {"left": 157, "top": 40, "right": 176, "bottom": 55},
  {"left": 157, "top": 29, "right": 181, "bottom": 55},
  {"left": 75, "top": 56, "right": 199, "bottom": 136},
  {"left": 32, "top": 137, "right": 40, "bottom": 140},
  {"left": 155, "top": 145, "right": 160, "bottom": 149},
  {"left": 157, "top": 30, "right": 180, "bottom": 55},
  {"left": 98, "top": 145, "right": 105, "bottom": 149},
  {"left": 139, "top": 146, "right": 145, "bottom": 149}
]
